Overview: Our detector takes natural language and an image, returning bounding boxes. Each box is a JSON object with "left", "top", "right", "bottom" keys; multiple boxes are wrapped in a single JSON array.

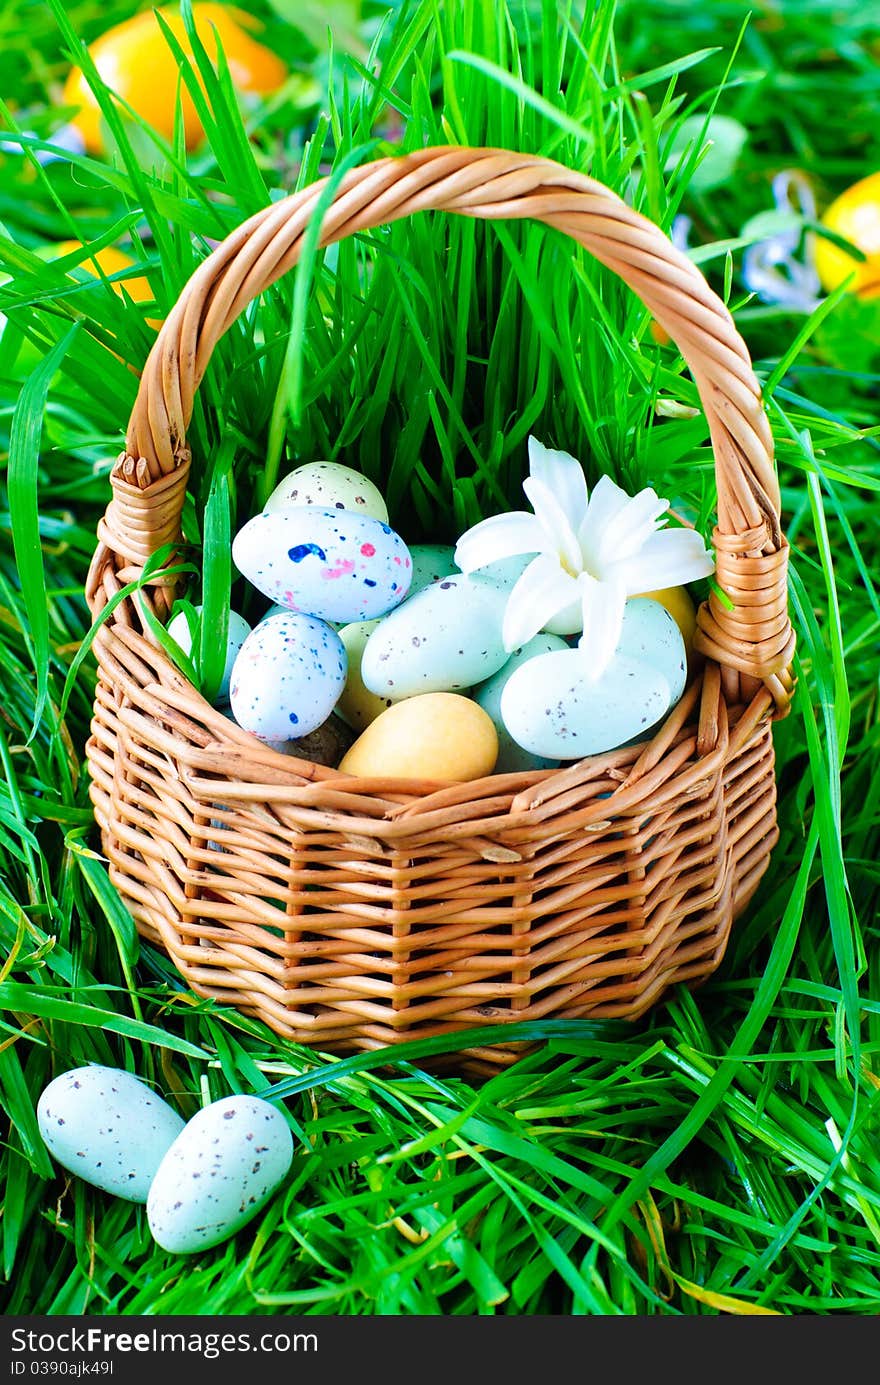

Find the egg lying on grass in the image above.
[
  {"left": 37, "top": 1066, "right": 185, "bottom": 1202},
  {"left": 52, "top": 240, "right": 160, "bottom": 324},
  {"left": 811, "top": 170, "right": 880, "bottom": 299},
  {"left": 36, "top": 1070, "right": 297, "bottom": 1256},
  {"left": 146, "top": 1095, "right": 294, "bottom": 1255}
]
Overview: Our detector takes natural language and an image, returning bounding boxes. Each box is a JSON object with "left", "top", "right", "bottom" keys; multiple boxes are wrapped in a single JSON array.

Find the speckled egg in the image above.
[
  {"left": 146, "top": 1095, "right": 294, "bottom": 1255},
  {"left": 335, "top": 619, "right": 395, "bottom": 732},
  {"left": 360, "top": 573, "right": 509, "bottom": 698},
  {"left": 229, "top": 612, "right": 347, "bottom": 741},
  {"left": 37, "top": 1065, "right": 185, "bottom": 1202},
  {"left": 166, "top": 605, "right": 251, "bottom": 703},
  {"left": 617, "top": 598, "right": 688, "bottom": 704},
  {"left": 471, "top": 553, "right": 533, "bottom": 591},
  {"left": 634, "top": 586, "right": 698, "bottom": 664},
  {"left": 232, "top": 508, "right": 412, "bottom": 624},
  {"left": 501, "top": 647, "right": 673, "bottom": 760},
  {"left": 473, "top": 634, "right": 567, "bottom": 772},
  {"left": 265, "top": 461, "right": 388, "bottom": 523},
  {"left": 338, "top": 693, "right": 498, "bottom": 782},
  {"left": 408, "top": 544, "right": 458, "bottom": 595},
  {"left": 499, "top": 598, "right": 688, "bottom": 760}
]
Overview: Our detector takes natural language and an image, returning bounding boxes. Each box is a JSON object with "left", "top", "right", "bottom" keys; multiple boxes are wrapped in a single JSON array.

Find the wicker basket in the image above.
[{"left": 84, "top": 146, "right": 795, "bottom": 1068}]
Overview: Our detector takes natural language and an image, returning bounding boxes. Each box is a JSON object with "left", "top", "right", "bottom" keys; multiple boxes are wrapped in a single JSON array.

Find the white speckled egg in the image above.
[
  {"left": 473, "top": 634, "right": 567, "bottom": 772},
  {"left": 408, "top": 544, "right": 458, "bottom": 595},
  {"left": 229, "top": 612, "right": 347, "bottom": 741},
  {"left": 233, "top": 508, "right": 412, "bottom": 624},
  {"left": 166, "top": 606, "right": 251, "bottom": 703},
  {"left": 146, "top": 1095, "right": 294, "bottom": 1255},
  {"left": 360, "top": 573, "right": 509, "bottom": 698},
  {"left": 501, "top": 648, "right": 673, "bottom": 760},
  {"left": 37, "top": 1066, "right": 185, "bottom": 1202},
  {"left": 617, "top": 598, "right": 688, "bottom": 704},
  {"left": 265, "top": 461, "right": 388, "bottom": 523}
]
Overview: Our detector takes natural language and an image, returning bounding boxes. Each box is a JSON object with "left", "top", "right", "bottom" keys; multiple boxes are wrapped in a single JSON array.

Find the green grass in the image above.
[{"left": 0, "top": 0, "right": 879, "bottom": 1315}]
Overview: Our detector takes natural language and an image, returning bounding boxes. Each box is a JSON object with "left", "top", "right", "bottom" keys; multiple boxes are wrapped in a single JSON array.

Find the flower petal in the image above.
[
  {"left": 453, "top": 511, "right": 546, "bottom": 574},
  {"left": 502, "top": 554, "right": 581, "bottom": 651},
  {"left": 527, "top": 436, "right": 590, "bottom": 528},
  {"left": 606, "top": 528, "right": 715, "bottom": 593},
  {"left": 576, "top": 574, "right": 627, "bottom": 683},
  {"left": 522, "top": 475, "right": 583, "bottom": 576},
  {"left": 577, "top": 475, "right": 631, "bottom": 569},
  {"left": 596, "top": 487, "right": 670, "bottom": 565}
]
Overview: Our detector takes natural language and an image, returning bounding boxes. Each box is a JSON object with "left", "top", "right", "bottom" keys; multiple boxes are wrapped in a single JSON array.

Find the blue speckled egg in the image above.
[
  {"left": 229, "top": 612, "right": 347, "bottom": 741},
  {"left": 232, "top": 508, "right": 412, "bottom": 624},
  {"left": 616, "top": 598, "right": 687, "bottom": 704},
  {"left": 473, "top": 634, "right": 567, "bottom": 772},
  {"left": 500, "top": 648, "right": 673, "bottom": 760},
  {"left": 408, "top": 544, "right": 458, "bottom": 595},
  {"left": 259, "top": 601, "right": 342, "bottom": 632},
  {"left": 37, "top": 1066, "right": 184, "bottom": 1202},
  {"left": 469, "top": 553, "right": 533, "bottom": 591},
  {"left": 360, "top": 573, "right": 509, "bottom": 698},
  {"left": 146, "top": 1096, "right": 293, "bottom": 1255},
  {"left": 499, "top": 598, "right": 687, "bottom": 762}
]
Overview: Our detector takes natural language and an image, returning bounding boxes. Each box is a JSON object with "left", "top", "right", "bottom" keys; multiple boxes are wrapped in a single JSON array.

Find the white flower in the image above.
[{"left": 453, "top": 437, "right": 715, "bottom": 682}]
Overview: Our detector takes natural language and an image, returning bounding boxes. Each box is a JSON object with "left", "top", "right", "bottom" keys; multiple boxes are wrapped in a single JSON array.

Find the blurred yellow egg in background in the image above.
[
  {"left": 52, "top": 239, "right": 162, "bottom": 328},
  {"left": 811, "top": 170, "right": 880, "bottom": 299},
  {"left": 63, "top": 3, "right": 288, "bottom": 155},
  {"left": 54, "top": 240, "right": 149, "bottom": 300}
]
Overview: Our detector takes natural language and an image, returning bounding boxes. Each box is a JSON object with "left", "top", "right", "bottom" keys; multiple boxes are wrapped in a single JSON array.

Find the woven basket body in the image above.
[{"left": 85, "top": 148, "right": 795, "bottom": 1066}]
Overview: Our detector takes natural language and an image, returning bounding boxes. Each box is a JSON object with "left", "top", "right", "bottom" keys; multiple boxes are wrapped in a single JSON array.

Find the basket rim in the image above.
[{"left": 87, "top": 608, "right": 775, "bottom": 829}]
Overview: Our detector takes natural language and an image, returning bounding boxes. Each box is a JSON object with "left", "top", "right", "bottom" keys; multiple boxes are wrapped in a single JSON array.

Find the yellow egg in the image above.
[
  {"left": 63, "top": 4, "right": 288, "bottom": 156},
  {"left": 336, "top": 619, "right": 395, "bottom": 733},
  {"left": 337, "top": 694, "right": 498, "bottom": 782},
  {"left": 811, "top": 171, "right": 880, "bottom": 299},
  {"left": 635, "top": 586, "right": 698, "bottom": 660},
  {"left": 51, "top": 240, "right": 163, "bottom": 332}
]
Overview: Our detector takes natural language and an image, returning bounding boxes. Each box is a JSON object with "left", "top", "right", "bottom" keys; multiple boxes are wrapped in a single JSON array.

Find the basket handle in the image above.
[{"left": 88, "top": 145, "right": 795, "bottom": 711}]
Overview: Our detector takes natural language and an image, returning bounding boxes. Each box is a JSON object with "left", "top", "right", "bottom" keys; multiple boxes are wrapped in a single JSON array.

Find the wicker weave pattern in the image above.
[{"left": 84, "top": 148, "right": 794, "bottom": 1064}]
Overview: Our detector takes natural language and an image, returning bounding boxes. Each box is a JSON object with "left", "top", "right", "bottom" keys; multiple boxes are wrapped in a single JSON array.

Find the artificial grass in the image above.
[{"left": 0, "top": 0, "right": 878, "bottom": 1315}]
